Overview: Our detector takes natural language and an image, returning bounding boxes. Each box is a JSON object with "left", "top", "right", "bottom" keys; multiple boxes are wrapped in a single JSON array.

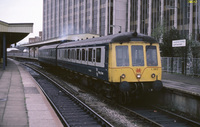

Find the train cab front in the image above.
[{"left": 108, "top": 41, "right": 163, "bottom": 102}]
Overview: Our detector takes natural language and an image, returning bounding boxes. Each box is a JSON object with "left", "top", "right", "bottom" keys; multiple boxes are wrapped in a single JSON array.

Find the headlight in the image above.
[
  {"left": 151, "top": 73, "right": 155, "bottom": 78},
  {"left": 136, "top": 74, "right": 141, "bottom": 79},
  {"left": 121, "top": 74, "right": 126, "bottom": 79}
]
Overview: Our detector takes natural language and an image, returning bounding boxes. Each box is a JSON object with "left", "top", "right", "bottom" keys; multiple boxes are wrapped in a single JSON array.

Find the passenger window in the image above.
[
  {"left": 69, "top": 50, "right": 71, "bottom": 59},
  {"left": 80, "top": 50, "right": 82, "bottom": 60},
  {"left": 72, "top": 49, "right": 75, "bottom": 59},
  {"left": 116, "top": 46, "right": 129, "bottom": 66},
  {"left": 58, "top": 50, "right": 60, "bottom": 58},
  {"left": 64, "top": 50, "right": 67, "bottom": 58},
  {"left": 93, "top": 50, "right": 96, "bottom": 62},
  {"left": 131, "top": 46, "right": 144, "bottom": 66},
  {"left": 67, "top": 49, "right": 70, "bottom": 59},
  {"left": 96, "top": 48, "right": 101, "bottom": 62},
  {"left": 74, "top": 50, "right": 76, "bottom": 59},
  {"left": 88, "top": 48, "right": 92, "bottom": 62},
  {"left": 82, "top": 49, "right": 85, "bottom": 61},
  {"left": 53, "top": 50, "right": 55, "bottom": 57},
  {"left": 86, "top": 50, "right": 88, "bottom": 61},
  {"left": 77, "top": 49, "right": 80, "bottom": 60},
  {"left": 49, "top": 50, "right": 52, "bottom": 57}
]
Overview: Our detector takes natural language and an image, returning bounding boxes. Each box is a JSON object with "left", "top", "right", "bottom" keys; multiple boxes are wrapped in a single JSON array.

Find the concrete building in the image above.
[
  {"left": 29, "top": 31, "right": 43, "bottom": 43},
  {"left": 131, "top": 0, "right": 200, "bottom": 40},
  {"left": 43, "top": 0, "right": 128, "bottom": 40},
  {"left": 43, "top": 0, "right": 200, "bottom": 41}
]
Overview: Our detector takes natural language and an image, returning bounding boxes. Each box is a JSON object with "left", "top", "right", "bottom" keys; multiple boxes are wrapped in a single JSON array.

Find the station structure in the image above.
[
  {"left": 0, "top": 20, "right": 33, "bottom": 70},
  {"left": 21, "top": 33, "right": 99, "bottom": 58}
]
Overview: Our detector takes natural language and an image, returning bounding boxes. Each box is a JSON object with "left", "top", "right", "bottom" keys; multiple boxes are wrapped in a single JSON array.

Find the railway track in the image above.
[
  {"left": 121, "top": 104, "right": 200, "bottom": 127},
  {"left": 23, "top": 63, "right": 113, "bottom": 127},
  {"left": 20, "top": 60, "right": 200, "bottom": 127}
]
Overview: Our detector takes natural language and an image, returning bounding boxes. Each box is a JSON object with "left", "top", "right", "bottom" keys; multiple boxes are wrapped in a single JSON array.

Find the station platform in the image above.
[
  {"left": 0, "top": 59, "right": 63, "bottom": 127},
  {"left": 162, "top": 71, "right": 200, "bottom": 96},
  {"left": 0, "top": 58, "right": 199, "bottom": 126}
]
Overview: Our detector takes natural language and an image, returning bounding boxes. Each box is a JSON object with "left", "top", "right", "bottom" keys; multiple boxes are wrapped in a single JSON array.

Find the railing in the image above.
[
  {"left": 7, "top": 53, "right": 200, "bottom": 76},
  {"left": 162, "top": 57, "right": 200, "bottom": 76},
  {"left": 7, "top": 52, "right": 38, "bottom": 58}
]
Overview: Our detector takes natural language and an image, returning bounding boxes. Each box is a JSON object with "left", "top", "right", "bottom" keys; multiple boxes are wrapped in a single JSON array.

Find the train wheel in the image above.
[{"left": 118, "top": 91, "right": 130, "bottom": 105}]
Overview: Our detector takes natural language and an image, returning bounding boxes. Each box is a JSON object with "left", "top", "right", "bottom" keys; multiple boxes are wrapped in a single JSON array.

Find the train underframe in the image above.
[
  {"left": 61, "top": 68, "right": 163, "bottom": 105},
  {"left": 41, "top": 62, "right": 163, "bottom": 105}
]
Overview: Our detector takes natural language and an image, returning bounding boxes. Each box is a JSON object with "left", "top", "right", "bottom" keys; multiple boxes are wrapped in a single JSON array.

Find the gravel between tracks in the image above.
[
  {"left": 25, "top": 64, "right": 146, "bottom": 126},
  {"left": 63, "top": 82, "right": 144, "bottom": 127}
]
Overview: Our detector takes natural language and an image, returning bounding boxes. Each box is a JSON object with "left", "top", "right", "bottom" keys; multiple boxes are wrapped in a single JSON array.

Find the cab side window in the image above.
[{"left": 146, "top": 46, "right": 158, "bottom": 66}]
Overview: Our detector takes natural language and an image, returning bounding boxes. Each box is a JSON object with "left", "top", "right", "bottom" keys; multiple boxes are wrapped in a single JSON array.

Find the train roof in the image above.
[
  {"left": 39, "top": 32, "right": 158, "bottom": 50},
  {"left": 39, "top": 43, "right": 59, "bottom": 50},
  {"left": 58, "top": 32, "right": 158, "bottom": 48}
]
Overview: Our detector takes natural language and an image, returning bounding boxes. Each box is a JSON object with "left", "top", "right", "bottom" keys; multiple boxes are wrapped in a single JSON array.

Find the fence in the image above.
[
  {"left": 162, "top": 57, "right": 200, "bottom": 76},
  {"left": 7, "top": 52, "right": 38, "bottom": 58}
]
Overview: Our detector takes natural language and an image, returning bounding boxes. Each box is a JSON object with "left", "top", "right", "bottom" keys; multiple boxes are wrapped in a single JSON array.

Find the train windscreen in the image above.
[
  {"left": 146, "top": 46, "right": 158, "bottom": 66},
  {"left": 131, "top": 45, "right": 144, "bottom": 66},
  {"left": 116, "top": 46, "right": 129, "bottom": 66}
]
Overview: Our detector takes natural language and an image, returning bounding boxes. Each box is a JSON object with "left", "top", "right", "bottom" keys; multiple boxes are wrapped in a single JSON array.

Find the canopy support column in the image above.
[{"left": 3, "top": 33, "right": 6, "bottom": 70}]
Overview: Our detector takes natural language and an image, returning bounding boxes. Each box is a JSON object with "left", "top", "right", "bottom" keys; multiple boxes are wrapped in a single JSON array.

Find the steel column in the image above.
[{"left": 3, "top": 33, "right": 6, "bottom": 70}]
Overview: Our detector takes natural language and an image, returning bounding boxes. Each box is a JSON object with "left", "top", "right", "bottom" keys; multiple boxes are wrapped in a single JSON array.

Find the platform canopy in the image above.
[
  {"left": 0, "top": 20, "right": 33, "bottom": 70},
  {"left": 22, "top": 33, "right": 99, "bottom": 47}
]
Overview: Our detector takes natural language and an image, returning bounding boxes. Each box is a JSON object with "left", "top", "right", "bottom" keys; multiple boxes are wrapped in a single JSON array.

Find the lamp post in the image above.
[{"left": 110, "top": 25, "right": 122, "bottom": 34}]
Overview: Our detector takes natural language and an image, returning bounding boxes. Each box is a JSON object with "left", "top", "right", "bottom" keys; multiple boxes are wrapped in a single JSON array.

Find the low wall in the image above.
[{"left": 155, "top": 88, "right": 200, "bottom": 121}]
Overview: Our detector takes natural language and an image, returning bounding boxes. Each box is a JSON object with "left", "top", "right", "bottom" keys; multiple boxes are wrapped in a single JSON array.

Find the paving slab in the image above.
[
  {"left": 0, "top": 59, "right": 63, "bottom": 127},
  {"left": 162, "top": 72, "right": 200, "bottom": 96},
  {"left": 0, "top": 59, "right": 28, "bottom": 126}
]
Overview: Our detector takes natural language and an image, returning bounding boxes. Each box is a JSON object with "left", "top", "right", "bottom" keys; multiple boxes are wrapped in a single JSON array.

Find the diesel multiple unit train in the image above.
[{"left": 38, "top": 32, "right": 163, "bottom": 104}]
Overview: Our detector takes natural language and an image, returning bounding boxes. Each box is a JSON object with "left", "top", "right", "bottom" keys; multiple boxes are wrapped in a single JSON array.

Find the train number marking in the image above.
[{"left": 151, "top": 68, "right": 158, "bottom": 70}]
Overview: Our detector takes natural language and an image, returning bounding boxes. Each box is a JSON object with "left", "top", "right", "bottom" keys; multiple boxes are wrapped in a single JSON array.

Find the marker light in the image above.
[
  {"left": 121, "top": 74, "right": 126, "bottom": 79},
  {"left": 136, "top": 74, "right": 141, "bottom": 79},
  {"left": 151, "top": 73, "right": 155, "bottom": 78}
]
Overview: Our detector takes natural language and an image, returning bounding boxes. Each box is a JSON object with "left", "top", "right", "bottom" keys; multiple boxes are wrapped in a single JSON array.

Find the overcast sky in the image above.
[{"left": 0, "top": 0, "right": 43, "bottom": 45}]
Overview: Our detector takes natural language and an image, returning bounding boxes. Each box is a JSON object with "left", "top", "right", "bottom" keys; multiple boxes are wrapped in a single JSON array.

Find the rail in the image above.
[{"left": 23, "top": 63, "right": 113, "bottom": 127}]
